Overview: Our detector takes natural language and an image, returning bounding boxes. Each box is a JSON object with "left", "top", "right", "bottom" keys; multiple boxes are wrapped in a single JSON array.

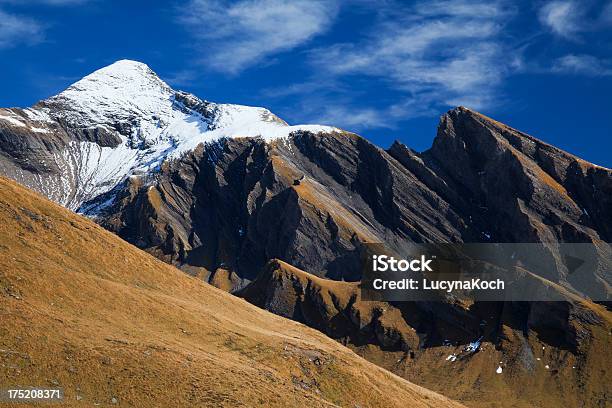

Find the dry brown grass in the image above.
[
  {"left": 264, "top": 260, "right": 612, "bottom": 408},
  {"left": 0, "top": 176, "right": 463, "bottom": 408}
]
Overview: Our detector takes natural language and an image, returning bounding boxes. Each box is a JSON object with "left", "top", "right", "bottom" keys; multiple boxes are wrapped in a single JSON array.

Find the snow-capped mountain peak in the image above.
[
  {"left": 58, "top": 59, "right": 171, "bottom": 102},
  {"left": 4, "top": 60, "right": 337, "bottom": 212},
  {"left": 43, "top": 59, "right": 174, "bottom": 131},
  {"left": 39, "top": 59, "right": 334, "bottom": 145}
]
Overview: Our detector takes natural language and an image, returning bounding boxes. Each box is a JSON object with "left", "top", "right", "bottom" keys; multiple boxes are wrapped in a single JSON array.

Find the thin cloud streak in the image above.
[
  {"left": 0, "top": 0, "right": 92, "bottom": 51},
  {"left": 0, "top": 8, "right": 43, "bottom": 49},
  {"left": 307, "top": 0, "right": 517, "bottom": 118},
  {"left": 178, "top": 0, "right": 339, "bottom": 74},
  {"left": 538, "top": 1, "right": 612, "bottom": 38},
  {"left": 552, "top": 54, "right": 612, "bottom": 76}
]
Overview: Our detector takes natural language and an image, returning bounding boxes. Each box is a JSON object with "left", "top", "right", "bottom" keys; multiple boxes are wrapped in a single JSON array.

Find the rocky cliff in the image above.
[{"left": 93, "top": 107, "right": 612, "bottom": 302}]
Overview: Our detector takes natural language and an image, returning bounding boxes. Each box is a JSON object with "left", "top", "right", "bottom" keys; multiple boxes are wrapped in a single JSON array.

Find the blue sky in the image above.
[{"left": 0, "top": 0, "right": 611, "bottom": 167}]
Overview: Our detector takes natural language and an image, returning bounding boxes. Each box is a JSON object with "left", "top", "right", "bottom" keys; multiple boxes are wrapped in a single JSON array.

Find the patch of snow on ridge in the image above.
[
  {"left": 465, "top": 337, "right": 482, "bottom": 353},
  {"left": 23, "top": 107, "right": 53, "bottom": 122},
  {"left": 30, "top": 127, "right": 50, "bottom": 133},
  {"left": 26, "top": 59, "right": 337, "bottom": 212},
  {"left": 0, "top": 112, "right": 26, "bottom": 128}
]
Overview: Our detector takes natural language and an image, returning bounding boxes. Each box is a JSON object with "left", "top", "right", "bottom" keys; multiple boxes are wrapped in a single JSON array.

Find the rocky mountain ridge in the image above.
[
  {"left": 240, "top": 259, "right": 610, "bottom": 408},
  {"left": 91, "top": 106, "right": 611, "bottom": 299}
]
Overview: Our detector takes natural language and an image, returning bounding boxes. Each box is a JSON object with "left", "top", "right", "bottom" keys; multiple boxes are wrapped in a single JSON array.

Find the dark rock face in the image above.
[
  {"left": 426, "top": 108, "right": 611, "bottom": 245},
  {"left": 0, "top": 109, "right": 67, "bottom": 175},
  {"left": 94, "top": 108, "right": 611, "bottom": 295},
  {"left": 96, "top": 129, "right": 473, "bottom": 286}
]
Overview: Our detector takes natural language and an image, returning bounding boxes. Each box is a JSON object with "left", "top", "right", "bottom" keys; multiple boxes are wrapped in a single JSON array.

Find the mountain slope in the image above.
[
  {"left": 1, "top": 61, "right": 609, "bottom": 294},
  {"left": 240, "top": 259, "right": 611, "bottom": 408},
  {"left": 82, "top": 98, "right": 611, "bottom": 408},
  {"left": 0, "top": 176, "right": 464, "bottom": 408}
]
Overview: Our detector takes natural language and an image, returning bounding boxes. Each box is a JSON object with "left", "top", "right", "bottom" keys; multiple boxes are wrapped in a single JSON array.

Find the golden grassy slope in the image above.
[
  {"left": 0, "top": 176, "right": 464, "bottom": 408},
  {"left": 252, "top": 260, "right": 612, "bottom": 408}
]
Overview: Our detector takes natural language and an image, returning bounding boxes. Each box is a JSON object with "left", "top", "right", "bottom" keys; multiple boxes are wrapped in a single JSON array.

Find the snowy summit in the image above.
[
  {"left": 9, "top": 60, "right": 336, "bottom": 211},
  {"left": 44, "top": 60, "right": 334, "bottom": 142}
]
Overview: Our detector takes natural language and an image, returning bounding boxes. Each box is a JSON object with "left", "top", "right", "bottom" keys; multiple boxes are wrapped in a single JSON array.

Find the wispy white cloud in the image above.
[
  {"left": 258, "top": 0, "right": 612, "bottom": 132},
  {"left": 538, "top": 1, "right": 581, "bottom": 38},
  {"left": 538, "top": 1, "right": 612, "bottom": 38},
  {"left": 0, "top": 0, "right": 92, "bottom": 50},
  {"left": 178, "top": 0, "right": 339, "bottom": 74},
  {"left": 0, "top": 8, "right": 43, "bottom": 49},
  {"left": 552, "top": 54, "right": 612, "bottom": 76},
  {"left": 260, "top": 79, "right": 403, "bottom": 131},
  {"left": 413, "top": 0, "right": 511, "bottom": 18},
  {"left": 307, "top": 0, "right": 517, "bottom": 117}
]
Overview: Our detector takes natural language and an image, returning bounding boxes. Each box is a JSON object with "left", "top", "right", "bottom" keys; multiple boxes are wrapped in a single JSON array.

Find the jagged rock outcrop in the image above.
[
  {"left": 97, "top": 129, "right": 477, "bottom": 285},
  {"left": 89, "top": 108, "right": 611, "bottom": 298}
]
